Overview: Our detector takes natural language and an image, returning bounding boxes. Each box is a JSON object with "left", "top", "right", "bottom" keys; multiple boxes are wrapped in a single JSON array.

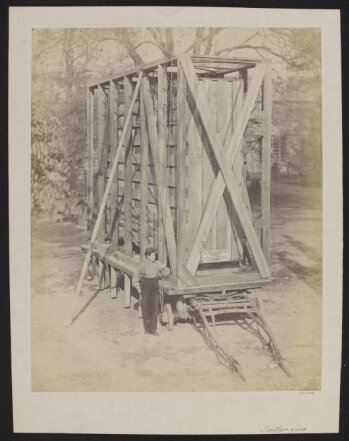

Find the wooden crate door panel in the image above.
[
  {"left": 216, "top": 80, "right": 233, "bottom": 256},
  {"left": 201, "top": 79, "right": 237, "bottom": 261},
  {"left": 201, "top": 80, "right": 215, "bottom": 252},
  {"left": 230, "top": 78, "right": 246, "bottom": 260},
  {"left": 186, "top": 80, "right": 205, "bottom": 256}
]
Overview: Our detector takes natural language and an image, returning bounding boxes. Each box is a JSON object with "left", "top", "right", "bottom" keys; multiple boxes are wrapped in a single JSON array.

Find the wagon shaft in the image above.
[{"left": 189, "top": 291, "right": 290, "bottom": 380}]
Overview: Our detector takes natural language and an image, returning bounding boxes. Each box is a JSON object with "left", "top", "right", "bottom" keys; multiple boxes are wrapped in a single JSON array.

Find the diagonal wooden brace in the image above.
[
  {"left": 141, "top": 76, "right": 178, "bottom": 275},
  {"left": 71, "top": 71, "right": 143, "bottom": 324},
  {"left": 179, "top": 54, "right": 270, "bottom": 279},
  {"left": 184, "top": 58, "right": 266, "bottom": 275}
]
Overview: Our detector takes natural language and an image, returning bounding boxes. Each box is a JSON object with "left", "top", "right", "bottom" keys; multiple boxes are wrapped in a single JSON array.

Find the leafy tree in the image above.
[{"left": 31, "top": 27, "right": 322, "bottom": 217}]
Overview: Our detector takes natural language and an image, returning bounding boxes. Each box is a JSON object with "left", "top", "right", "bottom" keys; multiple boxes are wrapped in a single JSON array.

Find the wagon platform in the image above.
[{"left": 82, "top": 243, "right": 274, "bottom": 297}]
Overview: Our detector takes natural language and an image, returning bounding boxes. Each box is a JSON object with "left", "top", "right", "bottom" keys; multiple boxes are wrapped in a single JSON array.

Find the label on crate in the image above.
[{"left": 201, "top": 249, "right": 229, "bottom": 263}]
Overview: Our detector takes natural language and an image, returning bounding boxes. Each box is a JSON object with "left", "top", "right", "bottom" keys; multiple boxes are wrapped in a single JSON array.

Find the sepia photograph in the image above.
[
  {"left": 31, "top": 26, "right": 322, "bottom": 392},
  {"left": 8, "top": 6, "right": 342, "bottom": 435}
]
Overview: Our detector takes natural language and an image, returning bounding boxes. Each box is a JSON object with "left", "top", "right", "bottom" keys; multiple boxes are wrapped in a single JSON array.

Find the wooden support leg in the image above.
[
  {"left": 138, "top": 293, "right": 142, "bottom": 318},
  {"left": 98, "top": 260, "right": 106, "bottom": 290},
  {"left": 106, "top": 264, "right": 111, "bottom": 289},
  {"left": 124, "top": 273, "right": 131, "bottom": 308},
  {"left": 110, "top": 267, "right": 117, "bottom": 298}
]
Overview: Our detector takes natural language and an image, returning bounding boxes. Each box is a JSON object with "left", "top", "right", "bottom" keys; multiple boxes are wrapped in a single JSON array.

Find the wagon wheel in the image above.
[{"left": 164, "top": 303, "right": 174, "bottom": 331}]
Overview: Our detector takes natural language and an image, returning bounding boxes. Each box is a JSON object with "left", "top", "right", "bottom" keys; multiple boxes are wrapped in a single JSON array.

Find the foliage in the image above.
[{"left": 31, "top": 27, "right": 322, "bottom": 218}]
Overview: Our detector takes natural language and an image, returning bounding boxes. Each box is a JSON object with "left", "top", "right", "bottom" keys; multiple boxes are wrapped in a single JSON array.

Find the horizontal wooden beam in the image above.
[
  {"left": 88, "top": 56, "right": 177, "bottom": 89},
  {"left": 89, "top": 55, "right": 263, "bottom": 89},
  {"left": 179, "top": 54, "right": 270, "bottom": 279},
  {"left": 191, "top": 55, "right": 262, "bottom": 64}
]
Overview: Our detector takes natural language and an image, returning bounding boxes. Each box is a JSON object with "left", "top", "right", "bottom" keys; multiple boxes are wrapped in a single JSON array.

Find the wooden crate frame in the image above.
[{"left": 86, "top": 54, "right": 272, "bottom": 288}]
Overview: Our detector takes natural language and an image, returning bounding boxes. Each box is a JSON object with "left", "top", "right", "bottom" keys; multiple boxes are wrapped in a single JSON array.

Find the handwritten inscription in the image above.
[{"left": 261, "top": 425, "right": 307, "bottom": 434}]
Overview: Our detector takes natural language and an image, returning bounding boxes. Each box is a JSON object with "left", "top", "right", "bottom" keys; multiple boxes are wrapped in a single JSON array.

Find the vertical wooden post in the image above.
[
  {"left": 261, "top": 61, "right": 272, "bottom": 262},
  {"left": 124, "top": 273, "right": 131, "bottom": 308},
  {"left": 237, "top": 72, "right": 253, "bottom": 223},
  {"left": 176, "top": 63, "right": 187, "bottom": 278},
  {"left": 187, "top": 84, "right": 203, "bottom": 257},
  {"left": 87, "top": 87, "right": 94, "bottom": 231},
  {"left": 124, "top": 76, "right": 133, "bottom": 256},
  {"left": 109, "top": 79, "right": 119, "bottom": 249},
  {"left": 157, "top": 63, "right": 168, "bottom": 264},
  {"left": 140, "top": 81, "right": 149, "bottom": 263},
  {"left": 201, "top": 80, "right": 214, "bottom": 252},
  {"left": 97, "top": 84, "right": 107, "bottom": 242}
]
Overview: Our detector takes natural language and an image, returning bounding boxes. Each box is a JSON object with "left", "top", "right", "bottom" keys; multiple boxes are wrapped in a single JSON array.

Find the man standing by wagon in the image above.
[{"left": 133, "top": 247, "right": 170, "bottom": 336}]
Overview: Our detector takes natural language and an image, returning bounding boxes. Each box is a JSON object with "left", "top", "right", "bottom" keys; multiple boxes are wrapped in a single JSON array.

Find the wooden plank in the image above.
[
  {"left": 123, "top": 76, "right": 133, "bottom": 256},
  {"left": 71, "top": 72, "right": 143, "bottom": 324},
  {"left": 157, "top": 63, "right": 168, "bottom": 264},
  {"left": 141, "top": 76, "right": 177, "bottom": 275},
  {"left": 233, "top": 78, "right": 253, "bottom": 248},
  {"left": 185, "top": 60, "right": 266, "bottom": 275},
  {"left": 237, "top": 71, "right": 253, "bottom": 224},
  {"left": 176, "top": 64, "right": 187, "bottom": 278},
  {"left": 187, "top": 83, "right": 203, "bottom": 255},
  {"left": 87, "top": 87, "right": 94, "bottom": 231},
  {"left": 88, "top": 55, "right": 177, "bottom": 88},
  {"left": 140, "top": 87, "right": 149, "bottom": 264},
  {"left": 222, "top": 81, "right": 235, "bottom": 259},
  {"left": 201, "top": 80, "right": 214, "bottom": 251},
  {"left": 109, "top": 80, "right": 119, "bottom": 249},
  {"left": 179, "top": 55, "right": 270, "bottom": 279},
  {"left": 191, "top": 55, "right": 261, "bottom": 64},
  {"left": 261, "top": 61, "right": 272, "bottom": 262},
  {"left": 97, "top": 84, "right": 108, "bottom": 241},
  {"left": 217, "top": 79, "right": 228, "bottom": 251}
]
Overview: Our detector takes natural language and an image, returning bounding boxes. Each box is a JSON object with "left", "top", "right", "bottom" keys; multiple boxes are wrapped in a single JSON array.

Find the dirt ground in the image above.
[{"left": 31, "top": 182, "right": 322, "bottom": 391}]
